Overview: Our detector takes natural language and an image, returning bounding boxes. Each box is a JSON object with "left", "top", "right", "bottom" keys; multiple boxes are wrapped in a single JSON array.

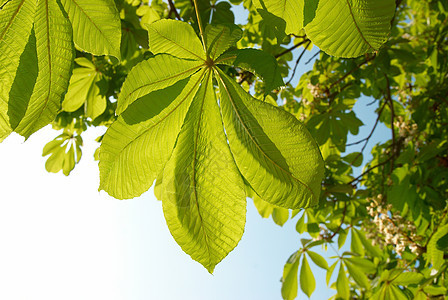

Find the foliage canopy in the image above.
[{"left": 1, "top": 0, "right": 448, "bottom": 298}]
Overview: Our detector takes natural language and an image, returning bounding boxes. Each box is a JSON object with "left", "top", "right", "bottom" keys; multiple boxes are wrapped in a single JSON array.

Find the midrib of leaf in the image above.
[
  {"left": 123, "top": 63, "right": 205, "bottom": 102},
  {"left": 106, "top": 69, "right": 206, "bottom": 170},
  {"left": 151, "top": 26, "right": 206, "bottom": 61},
  {"left": 209, "top": 28, "right": 224, "bottom": 58},
  {"left": 191, "top": 70, "right": 213, "bottom": 265},
  {"left": 215, "top": 55, "right": 236, "bottom": 64},
  {"left": 215, "top": 69, "right": 316, "bottom": 200},
  {"left": 345, "top": 0, "right": 373, "bottom": 50},
  {"left": 70, "top": 0, "right": 115, "bottom": 51},
  {"left": 36, "top": 0, "right": 53, "bottom": 126},
  {"left": 0, "top": 0, "right": 25, "bottom": 41}
]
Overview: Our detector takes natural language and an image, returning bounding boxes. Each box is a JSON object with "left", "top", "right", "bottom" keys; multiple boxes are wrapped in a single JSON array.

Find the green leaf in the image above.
[
  {"left": 300, "top": 255, "right": 316, "bottom": 298},
  {"left": 338, "top": 229, "right": 348, "bottom": 249},
  {"left": 345, "top": 257, "right": 377, "bottom": 273},
  {"left": 296, "top": 212, "right": 306, "bottom": 233},
  {"left": 307, "top": 250, "right": 328, "bottom": 270},
  {"left": 0, "top": 0, "right": 36, "bottom": 141},
  {"left": 254, "top": 0, "right": 319, "bottom": 33},
  {"left": 99, "top": 73, "right": 203, "bottom": 199},
  {"left": 336, "top": 263, "right": 350, "bottom": 300},
  {"left": 15, "top": 0, "right": 74, "bottom": 138},
  {"left": 216, "top": 69, "right": 324, "bottom": 209},
  {"left": 345, "top": 260, "right": 369, "bottom": 288},
  {"left": 43, "top": 133, "right": 82, "bottom": 176},
  {"left": 392, "top": 272, "right": 424, "bottom": 285},
  {"left": 436, "top": 232, "right": 448, "bottom": 251},
  {"left": 116, "top": 54, "right": 203, "bottom": 114},
  {"left": 59, "top": 0, "right": 121, "bottom": 59},
  {"left": 326, "top": 261, "right": 337, "bottom": 286},
  {"left": 305, "top": 0, "right": 396, "bottom": 57},
  {"left": 423, "top": 285, "right": 447, "bottom": 296},
  {"left": 205, "top": 23, "right": 242, "bottom": 60},
  {"left": 252, "top": 194, "right": 275, "bottom": 218},
  {"left": 272, "top": 207, "right": 289, "bottom": 226},
  {"left": 427, "top": 224, "right": 448, "bottom": 272},
  {"left": 281, "top": 252, "right": 301, "bottom": 300},
  {"left": 161, "top": 72, "right": 246, "bottom": 273},
  {"left": 146, "top": 19, "right": 206, "bottom": 61},
  {"left": 221, "top": 48, "right": 285, "bottom": 96},
  {"left": 354, "top": 228, "right": 383, "bottom": 258},
  {"left": 351, "top": 228, "right": 365, "bottom": 256},
  {"left": 62, "top": 58, "right": 106, "bottom": 119}
]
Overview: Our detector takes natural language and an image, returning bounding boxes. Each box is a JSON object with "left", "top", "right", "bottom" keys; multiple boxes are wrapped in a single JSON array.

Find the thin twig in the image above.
[
  {"left": 274, "top": 39, "right": 310, "bottom": 58},
  {"left": 330, "top": 55, "right": 375, "bottom": 89},
  {"left": 328, "top": 202, "right": 348, "bottom": 240},
  {"left": 305, "top": 50, "right": 321, "bottom": 65},
  {"left": 347, "top": 99, "right": 387, "bottom": 154},
  {"left": 349, "top": 155, "right": 394, "bottom": 185},
  {"left": 168, "top": 0, "right": 181, "bottom": 20},
  {"left": 286, "top": 40, "right": 311, "bottom": 85},
  {"left": 384, "top": 75, "right": 396, "bottom": 171}
]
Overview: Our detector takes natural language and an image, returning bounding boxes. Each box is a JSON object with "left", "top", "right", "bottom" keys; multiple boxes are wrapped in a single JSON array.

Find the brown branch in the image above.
[
  {"left": 167, "top": 0, "right": 181, "bottom": 20},
  {"left": 305, "top": 50, "right": 321, "bottom": 65},
  {"left": 384, "top": 74, "right": 397, "bottom": 171},
  {"left": 349, "top": 155, "right": 394, "bottom": 185},
  {"left": 328, "top": 202, "right": 348, "bottom": 240},
  {"left": 286, "top": 40, "right": 312, "bottom": 85},
  {"left": 275, "top": 39, "right": 310, "bottom": 58},
  {"left": 329, "top": 55, "right": 375, "bottom": 89},
  {"left": 347, "top": 100, "right": 388, "bottom": 166}
]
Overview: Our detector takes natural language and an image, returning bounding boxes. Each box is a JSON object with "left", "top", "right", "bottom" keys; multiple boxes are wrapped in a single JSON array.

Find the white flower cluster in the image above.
[
  {"left": 394, "top": 116, "right": 419, "bottom": 145},
  {"left": 365, "top": 195, "right": 422, "bottom": 256},
  {"left": 307, "top": 82, "right": 325, "bottom": 99}
]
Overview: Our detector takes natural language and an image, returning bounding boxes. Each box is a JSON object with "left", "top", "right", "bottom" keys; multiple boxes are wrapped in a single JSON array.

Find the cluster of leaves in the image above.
[{"left": 1, "top": 0, "right": 447, "bottom": 298}]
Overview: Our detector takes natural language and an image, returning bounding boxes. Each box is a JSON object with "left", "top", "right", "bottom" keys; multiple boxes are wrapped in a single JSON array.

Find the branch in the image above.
[
  {"left": 329, "top": 55, "right": 375, "bottom": 89},
  {"left": 168, "top": 0, "right": 182, "bottom": 20},
  {"left": 384, "top": 75, "right": 397, "bottom": 171},
  {"left": 286, "top": 40, "right": 311, "bottom": 85},
  {"left": 349, "top": 155, "right": 394, "bottom": 185},
  {"left": 305, "top": 50, "right": 321, "bottom": 65},
  {"left": 275, "top": 39, "right": 310, "bottom": 58},
  {"left": 347, "top": 100, "right": 388, "bottom": 165},
  {"left": 328, "top": 202, "right": 348, "bottom": 240}
]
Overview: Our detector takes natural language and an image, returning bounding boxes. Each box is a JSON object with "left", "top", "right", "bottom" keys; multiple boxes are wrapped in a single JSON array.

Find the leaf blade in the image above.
[
  {"left": 0, "top": 0, "right": 36, "bottom": 141},
  {"left": 216, "top": 69, "right": 324, "bottom": 209},
  {"left": 99, "top": 72, "right": 203, "bottom": 199},
  {"left": 147, "top": 19, "right": 206, "bottom": 61},
  {"left": 15, "top": 0, "right": 74, "bottom": 138},
  {"left": 59, "top": 0, "right": 121, "bottom": 59},
  {"left": 161, "top": 72, "right": 246, "bottom": 272},
  {"left": 116, "top": 54, "right": 203, "bottom": 114}
]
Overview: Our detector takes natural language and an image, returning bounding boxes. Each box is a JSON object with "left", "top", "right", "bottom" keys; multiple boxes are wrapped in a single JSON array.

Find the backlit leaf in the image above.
[
  {"left": 0, "top": 0, "right": 36, "bottom": 140},
  {"left": 161, "top": 72, "right": 246, "bottom": 273},
  {"left": 305, "top": 0, "right": 396, "bottom": 57},
  {"left": 15, "top": 0, "right": 74, "bottom": 138},
  {"left": 59, "top": 0, "right": 121, "bottom": 59},
  {"left": 216, "top": 69, "right": 324, "bottom": 209},
  {"left": 300, "top": 255, "right": 316, "bottom": 298}
]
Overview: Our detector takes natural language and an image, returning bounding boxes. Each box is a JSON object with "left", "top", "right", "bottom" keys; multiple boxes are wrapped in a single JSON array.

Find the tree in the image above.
[{"left": 1, "top": 0, "right": 447, "bottom": 299}]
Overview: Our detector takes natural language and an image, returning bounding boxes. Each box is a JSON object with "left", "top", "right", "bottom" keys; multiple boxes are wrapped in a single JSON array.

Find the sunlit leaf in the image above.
[
  {"left": 216, "top": 69, "right": 324, "bottom": 209},
  {"left": 161, "top": 72, "right": 246, "bottom": 273},
  {"left": 0, "top": 0, "right": 36, "bottom": 141},
  {"left": 60, "top": 0, "right": 121, "bottom": 59},
  {"left": 300, "top": 255, "right": 316, "bottom": 298},
  {"left": 305, "top": 0, "right": 396, "bottom": 57},
  {"left": 15, "top": 0, "right": 74, "bottom": 138}
]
